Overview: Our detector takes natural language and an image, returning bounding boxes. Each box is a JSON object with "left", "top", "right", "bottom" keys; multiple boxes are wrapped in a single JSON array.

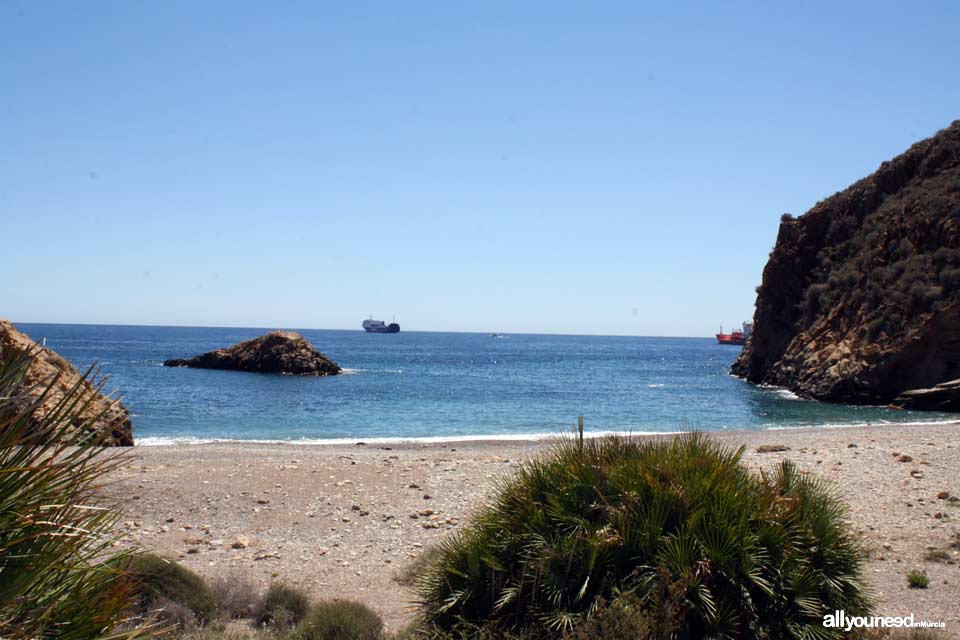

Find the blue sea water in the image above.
[{"left": 15, "top": 323, "right": 953, "bottom": 444}]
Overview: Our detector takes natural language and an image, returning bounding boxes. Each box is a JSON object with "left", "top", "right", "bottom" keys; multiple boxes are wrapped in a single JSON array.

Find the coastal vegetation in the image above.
[
  {"left": 0, "top": 346, "right": 143, "bottom": 638},
  {"left": 124, "top": 553, "right": 218, "bottom": 627},
  {"left": 255, "top": 583, "right": 312, "bottom": 628},
  {"left": 905, "top": 570, "right": 929, "bottom": 589},
  {"left": 414, "top": 433, "right": 869, "bottom": 639}
]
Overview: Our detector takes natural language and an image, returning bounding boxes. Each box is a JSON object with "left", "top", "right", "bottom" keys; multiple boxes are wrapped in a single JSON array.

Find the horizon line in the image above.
[{"left": 11, "top": 319, "right": 725, "bottom": 340}]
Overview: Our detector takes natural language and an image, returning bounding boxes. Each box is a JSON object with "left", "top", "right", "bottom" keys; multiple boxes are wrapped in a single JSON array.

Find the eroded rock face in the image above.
[
  {"left": 732, "top": 121, "right": 960, "bottom": 407},
  {"left": 164, "top": 331, "right": 341, "bottom": 376},
  {"left": 0, "top": 319, "right": 134, "bottom": 445}
]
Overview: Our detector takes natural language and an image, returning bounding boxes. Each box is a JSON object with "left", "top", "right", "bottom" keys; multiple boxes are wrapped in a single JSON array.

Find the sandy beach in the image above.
[{"left": 106, "top": 422, "right": 960, "bottom": 636}]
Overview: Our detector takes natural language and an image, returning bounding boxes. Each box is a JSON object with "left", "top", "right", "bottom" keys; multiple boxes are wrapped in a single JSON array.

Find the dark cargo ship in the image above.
[{"left": 362, "top": 317, "right": 400, "bottom": 333}]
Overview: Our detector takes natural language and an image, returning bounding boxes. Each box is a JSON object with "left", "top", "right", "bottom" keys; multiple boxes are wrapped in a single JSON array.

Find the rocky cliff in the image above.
[
  {"left": 164, "top": 330, "right": 341, "bottom": 376},
  {"left": 732, "top": 121, "right": 960, "bottom": 407},
  {"left": 0, "top": 320, "right": 134, "bottom": 445}
]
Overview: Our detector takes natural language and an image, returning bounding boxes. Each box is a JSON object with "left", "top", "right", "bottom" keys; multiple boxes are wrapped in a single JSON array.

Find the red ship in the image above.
[{"left": 716, "top": 322, "right": 752, "bottom": 346}]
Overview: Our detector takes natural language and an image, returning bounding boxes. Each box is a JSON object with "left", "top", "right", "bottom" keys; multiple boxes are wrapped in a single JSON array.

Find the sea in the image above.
[{"left": 16, "top": 323, "right": 954, "bottom": 445}]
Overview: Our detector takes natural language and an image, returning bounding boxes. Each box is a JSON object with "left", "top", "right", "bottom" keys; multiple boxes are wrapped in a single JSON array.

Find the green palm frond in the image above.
[
  {"left": 415, "top": 431, "right": 870, "bottom": 639},
  {"left": 0, "top": 346, "right": 154, "bottom": 639}
]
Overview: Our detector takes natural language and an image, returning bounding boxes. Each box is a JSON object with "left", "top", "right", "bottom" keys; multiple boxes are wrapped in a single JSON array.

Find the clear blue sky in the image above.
[{"left": 2, "top": 1, "right": 958, "bottom": 336}]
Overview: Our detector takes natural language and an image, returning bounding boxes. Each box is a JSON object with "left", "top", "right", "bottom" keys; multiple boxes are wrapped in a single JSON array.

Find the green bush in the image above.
[
  {"left": 417, "top": 433, "right": 869, "bottom": 639},
  {"left": 256, "top": 584, "right": 311, "bottom": 628},
  {"left": 906, "top": 570, "right": 929, "bottom": 589},
  {"left": 125, "top": 553, "right": 217, "bottom": 625},
  {"left": 295, "top": 600, "right": 383, "bottom": 640},
  {"left": 0, "top": 346, "right": 145, "bottom": 639}
]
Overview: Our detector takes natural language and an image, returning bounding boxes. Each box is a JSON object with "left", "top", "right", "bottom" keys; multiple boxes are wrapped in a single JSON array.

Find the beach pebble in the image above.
[
  {"left": 897, "top": 454, "right": 913, "bottom": 463},
  {"left": 231, "top": 535, "right": 250, "bottom": 549},
  {"left": 937, "top": 491, "right": 950, "bottom": 500}
]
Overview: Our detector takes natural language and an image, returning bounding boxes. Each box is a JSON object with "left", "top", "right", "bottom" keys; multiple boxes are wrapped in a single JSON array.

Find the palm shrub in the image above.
[
  {"left": 417, "top": 433, "right": 869, "bottom": 639},
  {"left": 0, "top": 345, "right": 146, "bottom": 638}
]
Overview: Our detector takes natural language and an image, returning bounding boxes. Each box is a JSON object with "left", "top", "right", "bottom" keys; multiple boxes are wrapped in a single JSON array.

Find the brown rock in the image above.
[
  {"left": 0, "top": 319, "right": 133, "bottom": 445},
  {"left": 732, "top": 121, "right": 960, "bottom": 407},
  {"left": 164, "top": 330, "right": 340, "bottom": 376},
  {"left": 937, "top": 491, "right": 950, "bottom": 500},
  {"left": 897, "top": 454, "right": 914, "bottom": 463},
  {"left": 892, "top": 379, "right": 960, "bottom": 411},
  {"left": 756, "top": 444, "right": 790, "bottom": 453}
]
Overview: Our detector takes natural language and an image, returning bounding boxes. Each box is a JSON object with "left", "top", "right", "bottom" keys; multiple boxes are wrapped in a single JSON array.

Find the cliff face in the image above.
[
  {"left": 164, "top": 330, "right": 341, "bottom": 376},
  {"left": 0, "top": 320, "right": 134, "bottom": 445},
  {"left": 732, "top": 121, "right": 960, "bottom": 406}
]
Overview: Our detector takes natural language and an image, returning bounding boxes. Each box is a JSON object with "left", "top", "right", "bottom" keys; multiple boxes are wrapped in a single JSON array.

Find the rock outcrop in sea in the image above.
[
  {"left": 0, "top": 319, "right": 134, "bottom": 445},
  {"left": 732, "top": 121, "right": 960, "bottom": 408},
  {"left": 164, "top": 330, "right": 341, "bottom": 376}
]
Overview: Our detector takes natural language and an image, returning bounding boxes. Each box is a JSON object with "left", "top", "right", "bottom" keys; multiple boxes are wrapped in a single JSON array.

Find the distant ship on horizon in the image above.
[
  {"left": 363, "top": 316, "right": 400, "bottom": 333},
  {"left": 716, "top": 321, "right": 752, "bottom": 345}
]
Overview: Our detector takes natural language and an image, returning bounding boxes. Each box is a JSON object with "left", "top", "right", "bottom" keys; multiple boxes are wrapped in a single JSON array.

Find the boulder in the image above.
[
  {"left": 0, "top": 319, "right": 133, "bottom": 445},
  {"left": 164, "top": 330, "right": 341, "bottom": 376},
  {"left": 733, "top": 121, "right": 960, "bottom": 407},
  {"left": 891, "top": 379, "right": 960, "bottom": 411}
]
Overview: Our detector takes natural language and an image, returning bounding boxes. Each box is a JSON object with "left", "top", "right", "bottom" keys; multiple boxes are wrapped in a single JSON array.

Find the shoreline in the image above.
[
  {"left": 133, "top": 418, "right": 960, "bottom": 448},
  {"left": 108, "top": 421, "right": 960, "bottom": 636}
]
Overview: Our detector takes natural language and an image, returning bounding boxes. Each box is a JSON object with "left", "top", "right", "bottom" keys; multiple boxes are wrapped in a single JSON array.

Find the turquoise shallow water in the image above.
[{"left": 16, "top": 323, "right": 954, "bottom": 444}]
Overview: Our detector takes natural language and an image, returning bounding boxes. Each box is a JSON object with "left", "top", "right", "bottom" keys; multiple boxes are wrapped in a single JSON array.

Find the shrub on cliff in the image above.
[
  {"left": 0, "top": 346, "right": 146, "bottom": 639},
  {"left": 416, "top": 433, "right": 869, "bottom": 639}
]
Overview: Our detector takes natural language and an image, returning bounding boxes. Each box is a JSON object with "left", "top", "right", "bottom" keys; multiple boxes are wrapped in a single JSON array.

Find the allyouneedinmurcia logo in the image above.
[{"left": 823, "top": 610, "right": 945, "bottom": 632}]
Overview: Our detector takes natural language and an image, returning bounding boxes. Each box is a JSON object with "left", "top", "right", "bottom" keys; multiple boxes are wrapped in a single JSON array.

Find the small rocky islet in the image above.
[{"left": 163, "top": 330, "right": 341, "bottom": 376}]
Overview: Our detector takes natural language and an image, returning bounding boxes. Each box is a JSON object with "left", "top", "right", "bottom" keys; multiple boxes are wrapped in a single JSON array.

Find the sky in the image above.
[{"left": 2, "top": 1, "right": 958, "bottom": 336}]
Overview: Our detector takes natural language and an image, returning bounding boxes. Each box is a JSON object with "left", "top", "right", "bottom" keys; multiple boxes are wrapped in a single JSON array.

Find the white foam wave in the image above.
[
  {"left": 646, "top": 383, "right": 666, "bottom": 388},
  {"left": 134, "top": 418, "right": 960, "bottom": 447},
  {"left": 758, "top": 384, "right": 803, "bottom": 400},
  {"left": 765, "top": 417, "right": 960, "bottom": 431},
  {"left": 339, "top": 368, "right": 403, "bottom": 375},
  {"left": 135, "top": 429, "right": 682, "bottom": 447}
]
